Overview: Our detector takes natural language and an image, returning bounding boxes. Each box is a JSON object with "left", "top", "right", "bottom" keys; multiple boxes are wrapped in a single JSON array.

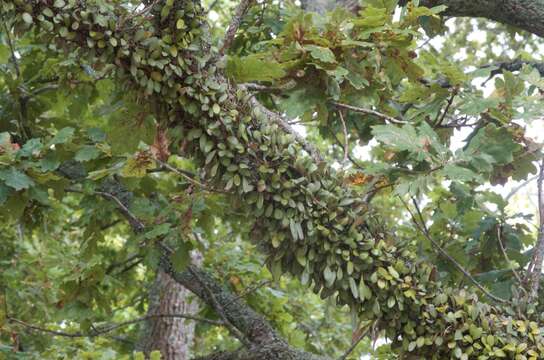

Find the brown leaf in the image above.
[{"left": 150, "top": 128, "right": 170, "bottom": 161}]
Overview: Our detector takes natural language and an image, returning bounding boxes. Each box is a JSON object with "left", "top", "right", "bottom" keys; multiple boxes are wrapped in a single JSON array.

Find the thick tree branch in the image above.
[
  {"left": 484, "top": 59, "right": 544, "bottom": 77},
  {"left": 159, "top": 254, "right": 328, "bottom": 360},
  {"left": 87, "top": 183, "right": 327, "bottom": 359},
  {"left": 221, "top": 0, "right": 254, "bottom": 55},
  {"left": 188, "top": 266, "right": 252, "bottom": 348},
  {"left": 401, "top": 0, "right": 544, "bottom": 38},
  {"left": 527, "top": 159, "right": 544, "bottom": 301}
]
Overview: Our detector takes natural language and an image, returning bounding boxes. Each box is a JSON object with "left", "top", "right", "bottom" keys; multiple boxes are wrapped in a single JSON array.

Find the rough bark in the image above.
[
  {"left": 139, "top": 253, "right": 203, "bottom": 360},
  {"left": 157, "top": 257, "right": 328, "bottom": 360},
  {"left": 402, "top": 0, "right": 544, "bottom": 37},
  {"left": 305, "top": 0, "right": 544, "bottom": 37}
]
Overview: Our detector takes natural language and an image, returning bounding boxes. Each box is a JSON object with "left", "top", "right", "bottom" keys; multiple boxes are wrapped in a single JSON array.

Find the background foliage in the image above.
[{"left": 1, "top": 0, "right": 544, "bottom": 359}]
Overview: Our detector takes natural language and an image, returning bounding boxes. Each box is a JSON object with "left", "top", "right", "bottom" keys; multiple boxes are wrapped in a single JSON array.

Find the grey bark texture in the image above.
[
  {"left": 304, "top": 0, "right": 544, "bottom": 38},
  {"left": 158, "top": 253, "right": 328, "bottom": 360},
  {"left": 139, "top": 252, "right": 203, "bottom": 359},
  {"left": 402, "top": 0, "right": 544, "bottom": 37}
]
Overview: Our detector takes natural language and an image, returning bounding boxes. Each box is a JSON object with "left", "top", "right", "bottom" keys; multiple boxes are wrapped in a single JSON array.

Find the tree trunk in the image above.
[{"left": 139, "top": 253, "right": 203, "bottom": 360}]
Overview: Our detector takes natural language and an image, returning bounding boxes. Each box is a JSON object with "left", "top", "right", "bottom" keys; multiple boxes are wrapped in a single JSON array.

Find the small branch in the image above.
[
  {"left": 100, "top": 219, "right": 123, "bottom": 231},
  {"left": 337, "top": 323, "right": 372, "bottom": 360},
  {"left": 496, "top": 225, "right": 526, "bottom": 292},
  {"left": 220, "top": 0, "right": 254, "bottom": 55},
  {"left": 481, "top": 59, "right": 544, "bottom": 85},
  {"left": 240, "top": 81, "right": 297, "bottom": 93},
  {"left": 155, "top": 159, "right": 228, "bottom": 193},
  {"left": 225, "top": 280, "right": 272, "bottom": 307},
  {"left": 115, "top": 258, "right": 144, "bottom": 276},
  {"left": 239, "top": 83, "right": 278, "bottom": 92},
  {"left": 332, "top": 102, "right": 407, "bottom": 124},
  {"left": 433, "top": 90, "right": 457, "bottom": 127},
  {"left": 188, "top": 267, "right": 251, "bottom": 348},
  {"left": 106, "top": 254, "right": 143, "bottom": 274},
  {"left": 119, "top": 0, "right": 159, "bottom": 29},
  {"left": 2, "top": 22, "right": 20, "bottom": 77},
  {"left": 205, "top": 0, "right": 221, "bottom": 14},
  {"left": 66, "top": 188, "right": 145, "bottom": 233},
  {"left": 399, "top": 197, "right": 509, "bottom": 304},
  {"left": 242, "top": 88, "right": 323, "bottom": 162},
  {"left": 505, "top": 175, "right": 538, "bottom": 202},
  {"left": 338, "top": 110, "right": 349, "bottom": 164},
  {"left": 526, "top": 159, "right": 544, "bottom": 302},
  {"left": 8, "top": 313, "right": 223, "bottom": 338}
]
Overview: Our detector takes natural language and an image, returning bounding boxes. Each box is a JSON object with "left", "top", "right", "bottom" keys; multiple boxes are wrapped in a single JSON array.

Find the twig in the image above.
[
  {"left": 119, "top": 0, "right": 159, "bottom": 28},
  {"left": 338, "top": 110, "right": 349, "bottom": 164},
  {"left": 8, "top": 314, "right": 223, "bottom": 338},
  {"left": 332, "top": 102, "right": 407, "bottom": 125},
  {"left": 239, "top": 83, "right": 278, "bottom": 92},
  {"left": 155, "top": 159, "right": 227, "bottom": 193},
  {"left": 399, "top": 197, "right": 509, "bottom": 304},
  {"left": 433, "top": 90, "right": 457, "bottom": 127},
  {"left": 187, "top": 268, "right": 251, "bottom": 347},
  {"left": 66, "top": 188, "right": 145, "bottom": 233},
  {"left": 2, "top": 22, "right": 20, "bottom": 77},
  {"left": 496, "top": 225, "right": 526, "bottom": 291},
  {"left": 106, "top": 253, "right": 143, "bottom": 274},
  {"left": 115, "top": 259, "right": 144, "bottom": 276},
  {"left": 2, "top": 20, "right": 32, "bottom": 139},
  {"left": 526, "top": 159, "right": 544, "bottom": 302},
  {"left": 225, "top": 280, "right": 272, "bottom": 306},
  {"left": 416, "top": 36, "right": 432, "bottom": 50},
  {"left": 220, "top": 0, "right": 254, "bottom": 55},
  {"left": 239, "top": 81, "right": 296, "bottom": 92},
  {"left": 100, "top": 219, "right": 122, "bottom": 231},
  {"left": 337, "top": 322, "right": 372, "bottom": 360},
  {"left": 205, "top": 0, "right": 221, "bottom": 14},
  {"left": 505, "top": 175, "right": 538, "bottom": 202}
]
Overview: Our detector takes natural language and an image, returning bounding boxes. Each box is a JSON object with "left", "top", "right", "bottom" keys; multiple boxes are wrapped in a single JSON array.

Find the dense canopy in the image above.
[{"left": 1, "top": 0, "right": 544, "bottom": 359}]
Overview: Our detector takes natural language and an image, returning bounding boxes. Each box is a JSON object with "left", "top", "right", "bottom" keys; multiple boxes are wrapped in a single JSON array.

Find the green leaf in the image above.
[
  {"left": 40, "top": 152, "right": 61, "bottom": 172},
  {"left": 372, "top": 124, "right": 420, "bottom": 152},
  {"left": 0, "top": 168, "right": 34, "bottom": 191},
  {"left": 19, "top": 138, "right": 43, "bottom": 158},
  {"left": 22, "top": 12, "right": 33, "bottom": 24},
  {"left": 106, "top": 113, "right": 156, "bottom": 155},
  {"left": 75, "top": 145, "right": 101, "bottom": 162},
  {"left": 323, "top": 266, "right": 336, "bottom": 287},
  {"left": 176, "top": 19, "right": 186, "bottom": 29},
  {"left": 305, "top": 45, "right": 336, "bottom": 63},
  {"left": 49, "top": 127, "right": 75, "bottom": 146},
  {"left": 0, "top": 183, "right": 10, "bottom": 204},
  {"left": 144, "top": 224, "right": 171, "bottom": 239},
  {"left": 353, "top": 6, "right": 387, "bottom": 28},
  {"left": 278, "top": 87, "right": 326, "bottom": 118},
  {"left": 170, "top": 241, "right": 192, "bottom": 272},
  {"left": 464, "top": 124, "right": 520, "bottom": 165},
  {"left": 226, "top": 55, "right": 286, "bottom": 82},
  {"left": 439, "top": 164, "right": 480, "bottom": 182}
]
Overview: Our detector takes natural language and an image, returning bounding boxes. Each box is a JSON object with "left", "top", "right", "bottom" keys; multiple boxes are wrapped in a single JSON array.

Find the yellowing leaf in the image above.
[{"left": 226, "top": 55, "right": 286, "bottom": 83}]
